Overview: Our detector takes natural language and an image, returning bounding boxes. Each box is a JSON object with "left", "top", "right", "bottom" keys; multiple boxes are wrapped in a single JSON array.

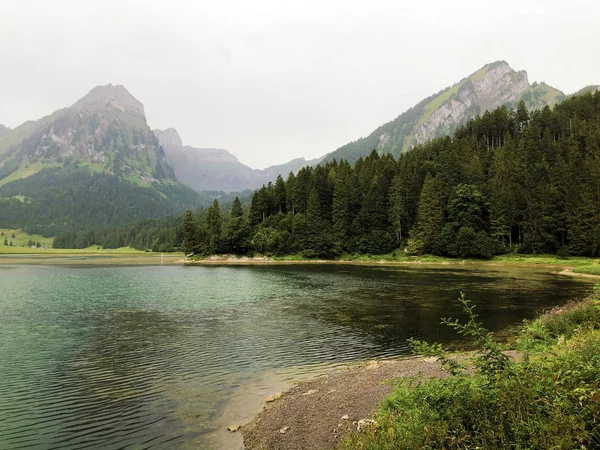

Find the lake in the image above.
[{"left": 0, "top": 262, "right": 594, "bottom": 449}]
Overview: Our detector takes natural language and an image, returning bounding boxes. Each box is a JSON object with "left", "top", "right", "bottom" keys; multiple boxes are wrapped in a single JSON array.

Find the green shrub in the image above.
[{"left": 341, "top": 292, "right": 600, "bottom": 450}]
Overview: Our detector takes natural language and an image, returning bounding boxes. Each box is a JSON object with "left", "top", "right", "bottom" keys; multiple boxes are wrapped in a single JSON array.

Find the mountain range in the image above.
[
  {"left": 153, "top": 127, "right": 320, "bottom": 192},
  {"left": 0, "top": 60, "right": 597, "bottom": 237}
]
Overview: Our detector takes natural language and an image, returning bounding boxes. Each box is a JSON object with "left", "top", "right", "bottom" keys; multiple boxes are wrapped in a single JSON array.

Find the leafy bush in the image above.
[{"left": 341, "top": 291, "right": 600, "bottom": 450}]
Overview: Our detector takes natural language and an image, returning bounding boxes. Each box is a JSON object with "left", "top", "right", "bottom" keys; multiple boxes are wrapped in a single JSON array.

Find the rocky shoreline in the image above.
[{"left": 239, "top": 356, "right": 454, "bottom": 450}]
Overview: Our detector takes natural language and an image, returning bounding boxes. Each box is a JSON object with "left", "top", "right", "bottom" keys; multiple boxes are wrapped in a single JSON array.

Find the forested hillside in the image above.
[
  {"left": 0, "top": 165, "right": 208, "bottom": 236},
  {"left": 0, "top": 85, "right": 213, "bottom": 235},
  {"left": 59, "top": 92, "right": 600, "bottom": 258}
]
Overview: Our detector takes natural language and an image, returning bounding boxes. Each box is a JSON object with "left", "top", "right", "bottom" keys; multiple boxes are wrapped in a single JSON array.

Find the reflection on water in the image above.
[{"left": 0, "top": 263, "right": 593, "bottom": 449}]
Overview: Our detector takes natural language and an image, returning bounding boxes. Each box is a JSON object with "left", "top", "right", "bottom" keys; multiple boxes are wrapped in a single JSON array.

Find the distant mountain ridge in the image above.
[
  {"left": 154, "top": 128, "right": 321, "bottom": 192},
  {"left": 320, "top": 61, "right": 589, "bottom": 164}
]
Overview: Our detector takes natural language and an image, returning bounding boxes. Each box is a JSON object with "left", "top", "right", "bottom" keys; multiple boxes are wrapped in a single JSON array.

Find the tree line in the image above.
[{"left": 59, "top": 91, "right": 600, "bottom": 259}]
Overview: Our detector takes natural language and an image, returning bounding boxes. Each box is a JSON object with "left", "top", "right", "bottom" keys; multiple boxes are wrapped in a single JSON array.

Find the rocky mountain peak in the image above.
[
  {"left": 411, "top": 61, "right": 530, "bottom": 145},
  {"left": 0, "top": 124, "right": 11, "bottom": 140},
  {"left": 71, "top": 84, "right": 145, "bottom": 120},
  {"left": 153, "top": 128, "right": 183, "bottom": 152},
  {"left": 472, "top": 61, "right": 529, "bottom": 111}
]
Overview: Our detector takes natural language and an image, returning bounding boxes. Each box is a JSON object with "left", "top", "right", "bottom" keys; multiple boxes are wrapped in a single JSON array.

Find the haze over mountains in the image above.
[{"left": 154, "top": 127, "right": 320, "bottom": 192}]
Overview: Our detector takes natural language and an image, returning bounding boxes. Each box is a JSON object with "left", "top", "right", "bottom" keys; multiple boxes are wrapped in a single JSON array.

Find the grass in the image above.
[
  {"left": 340, "top": 289, "right": 600, "bottom": 450},
  {"left": 0, "top": 160, "right": 59, "bottom": 186},
  {"left": 573, "top": 265, "right": 600, "bottom": 276},
  {"left": 417, "top": 82, "right": 462, "bottom": 127},
  {"left": 0, "top": 228, "right": 53, "bottom": 248},
  {"left": 491, "top": 253, "right": 595, "bottom": 266},
  {"left": 0, "top": 243, "right": 151, "bottom": 255},
  {"left": 8, "top": 195, "right": 31, "bottom": 203},
  {"left": 272, "top": 251, "right": 597, "bottom": 267}
]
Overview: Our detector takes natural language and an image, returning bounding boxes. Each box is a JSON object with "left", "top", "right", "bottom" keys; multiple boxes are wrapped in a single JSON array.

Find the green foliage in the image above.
[
  {"left": 407, "top": 174, "right": 443, "bottom": 254},
  {"left": 342, "top": 292, "right": 600, "bottom": 450},
  {"left": 574, "top": 265, "right": 600, "bottom": 276},
  {"left": 182, "top": 210, "right": 200, "bottom": 255},
  {"left": 49, "top": 91, "right": 600, "bottom": 261},
  {"left": 0, "top": 166, "right": 208, "bottom": 237}
]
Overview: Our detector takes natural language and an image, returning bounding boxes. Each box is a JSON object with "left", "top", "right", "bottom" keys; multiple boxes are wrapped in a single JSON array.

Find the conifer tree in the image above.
[
  {"left": 182, "top": 210, "right": 199, "bottom": 255},
  {"left": 274, "top": 175, "right": 287, "bottom": 214},
  {"left": 205, "top": 199, "right": 222, "bottom": 253},
  {"left": 388, "top": 175, "right": 407, "bottom": 242},
  {"left": 407, "top": 174, "right": 443, "bottom": 254}
]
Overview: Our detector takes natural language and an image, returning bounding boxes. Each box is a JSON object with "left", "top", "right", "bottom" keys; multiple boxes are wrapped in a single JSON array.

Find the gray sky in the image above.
[{"left": 1, "top": 0, "right": 599, "bottom": 169}]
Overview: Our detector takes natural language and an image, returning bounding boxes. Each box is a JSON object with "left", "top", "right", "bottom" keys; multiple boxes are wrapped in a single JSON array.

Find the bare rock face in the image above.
[
  {"left": 1, "top": 85, "right": 174, "bottom": 182},
  {"left": 323, "top": 60, "right": 573, "bottom": 165},
  {"left": 71, "top": 84, "right": 146, "bottom": 121},
  {"left": 413, "top": 61, "right": 529, "bottom": 145},
  {"left": 153, "top": 128, "right": 183, "bottom": 152},
  {"left": 153, "top": 127, "right": 315, "bottom": 192}
]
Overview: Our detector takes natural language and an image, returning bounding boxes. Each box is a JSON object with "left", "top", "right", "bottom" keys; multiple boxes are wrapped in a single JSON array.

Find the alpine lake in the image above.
[{"left": 0, "top": 256, "right": 595, "bottom": 449}]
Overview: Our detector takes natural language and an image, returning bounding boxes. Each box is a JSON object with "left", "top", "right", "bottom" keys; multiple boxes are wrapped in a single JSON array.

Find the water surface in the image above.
[{"left": 0, "top": 262, "right": 593, "bottom": 449}]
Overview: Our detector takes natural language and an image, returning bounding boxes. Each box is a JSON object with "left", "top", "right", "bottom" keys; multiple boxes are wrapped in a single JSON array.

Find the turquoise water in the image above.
[{"left": 0, "top": 263, "right": 593, "bottom": 449}]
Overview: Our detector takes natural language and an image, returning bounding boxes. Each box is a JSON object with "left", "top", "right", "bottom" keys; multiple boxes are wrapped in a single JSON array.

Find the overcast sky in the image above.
[{"left": 1, "top": 0, "right": 599, "bottom": 169}]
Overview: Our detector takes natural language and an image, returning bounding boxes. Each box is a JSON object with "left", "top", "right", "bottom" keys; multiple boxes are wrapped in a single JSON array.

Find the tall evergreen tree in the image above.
[
  {"left": 205, "top": 199, "right": 222, "bottom": 253},
  {"left": 182, "top": 210, "right": 199, "bottom": 255},
  {"left": 388, "top": 175, "right": 407, "bottom": 242},
  {"left": 407, "top": 174, "right": 443, "bottom": 254}
]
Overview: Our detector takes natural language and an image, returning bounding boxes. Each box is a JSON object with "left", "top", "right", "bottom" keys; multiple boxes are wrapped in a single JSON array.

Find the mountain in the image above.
[
  {"left": 0, "top": 86, "right": 210, "bottom": 236},
  {"left": 571, "top": 85, "right": 600, "bottom": 97},
  {"left": 0, "top": 125, "right": 11, "bottom": 140},
  {"left": 0, "top": 84, "right": 176, "bottom": 183},
  {"left": 154, "top": 128, "right": 320, "bottom": 192},
  {"left": 321, "top": 61, "right": 570, "bottom": 164}
]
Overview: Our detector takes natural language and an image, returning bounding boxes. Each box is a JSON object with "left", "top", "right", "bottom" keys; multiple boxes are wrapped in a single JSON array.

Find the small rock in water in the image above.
[
  {"left": 265, "top": 392, "right": 282, "bottom": 403},
  {"left": 341, "top": 414, "right": 350, "bottom": 420},
  {"left": 357, "top": 419, "right": 377, "bottom": 432},
  {"left": 279, "top": 426, "right": 290, "bottom": 434},
  {"left": 227, "top": 424, "right": 241, "bottom": 432}
]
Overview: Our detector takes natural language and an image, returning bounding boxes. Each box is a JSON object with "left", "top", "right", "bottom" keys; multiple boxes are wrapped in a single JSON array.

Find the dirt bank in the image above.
[{"left": 241, "top": 356, "right": 454, "bottom": 450}]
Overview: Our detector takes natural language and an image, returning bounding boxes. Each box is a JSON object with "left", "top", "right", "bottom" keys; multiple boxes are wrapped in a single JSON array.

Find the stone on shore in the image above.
[{"left": 265, "top": 392, "right": 282, "bottom": 403}]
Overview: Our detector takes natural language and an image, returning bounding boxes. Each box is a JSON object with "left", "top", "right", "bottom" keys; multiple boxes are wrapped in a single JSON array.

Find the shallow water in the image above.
[{"left": 0, "top": 262, "right": 593, "bottom": 449}]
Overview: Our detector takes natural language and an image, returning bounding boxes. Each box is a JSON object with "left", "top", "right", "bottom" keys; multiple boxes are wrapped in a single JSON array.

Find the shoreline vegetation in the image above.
[
  {"left": 185, "top": 252, "right": 600, "bottom": 273},
  {"left": 242, "top": 290, "right": 600, "bottom": 450},
  {"left": 2, "top": 247, "right": 600, "bottom": 276}
]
